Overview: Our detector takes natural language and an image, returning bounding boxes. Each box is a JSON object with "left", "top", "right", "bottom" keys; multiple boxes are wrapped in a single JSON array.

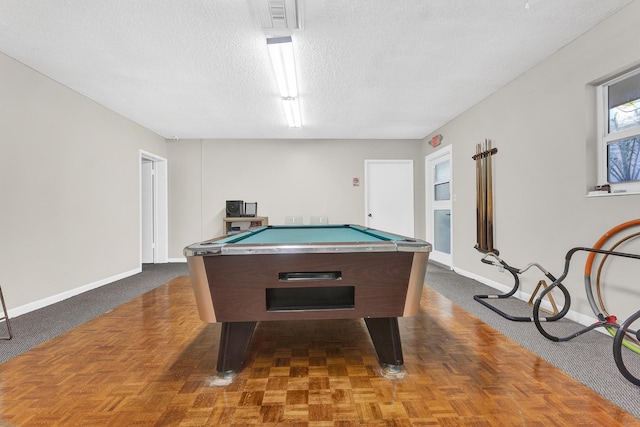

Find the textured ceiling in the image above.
[{"left": 0, "top": 0, "right": 634, "bottom": 140}]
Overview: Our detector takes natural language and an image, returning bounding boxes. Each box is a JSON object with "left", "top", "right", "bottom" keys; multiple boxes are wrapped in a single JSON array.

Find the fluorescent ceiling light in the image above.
[
  {"left": 267, "top": 36, "right": 297, "bottom": 98},
  {"left": 281, "top": 97, "right": 302, "bottom": 128},
  {"left": 267, "top": 36, "right": 302, "bottom": 128}
]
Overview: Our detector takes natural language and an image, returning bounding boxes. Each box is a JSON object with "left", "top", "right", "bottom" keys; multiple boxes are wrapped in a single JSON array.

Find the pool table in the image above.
[{"left": 184, "top": 224, "right": 431, "bottom": 376}]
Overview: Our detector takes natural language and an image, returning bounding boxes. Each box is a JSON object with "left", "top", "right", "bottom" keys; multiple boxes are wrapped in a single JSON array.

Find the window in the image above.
[{"left": 597, "top": 68, "right": 640, "bottom": 194}]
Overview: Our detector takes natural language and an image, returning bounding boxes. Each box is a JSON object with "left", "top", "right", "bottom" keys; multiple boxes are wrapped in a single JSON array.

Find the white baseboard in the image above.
[
  {"left": 7, "top": 267, "right": 141, "bottom": 319},
  {"left": 453, "top": 266, "right": 515, "bottom": 295},
  {"left": 168, "top": 257, "right": 187, "bottom": 263},
  {"left": 453, "top": 266, "right": 601, "bottom": 330}
]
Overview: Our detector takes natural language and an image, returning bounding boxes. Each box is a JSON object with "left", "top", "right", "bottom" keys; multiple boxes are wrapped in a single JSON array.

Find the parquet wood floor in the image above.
[{"left": 0, "top": 276, "right": 637, "bottom": 426}]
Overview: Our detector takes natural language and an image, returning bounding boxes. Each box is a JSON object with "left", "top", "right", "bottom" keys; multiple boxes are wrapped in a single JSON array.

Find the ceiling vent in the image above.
[{"left": 249, "top": 0, "right": 302, "bottom": 30}]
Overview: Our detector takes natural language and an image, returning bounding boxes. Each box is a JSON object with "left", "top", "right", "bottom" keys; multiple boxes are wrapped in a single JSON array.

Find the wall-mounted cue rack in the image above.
[{"left": 473, "top": 139, "right": 498, "bottom": 254}]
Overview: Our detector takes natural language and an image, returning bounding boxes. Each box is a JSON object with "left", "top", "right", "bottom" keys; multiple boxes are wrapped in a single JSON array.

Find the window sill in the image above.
[{"left": 586, "top": 190, "right": 640, "bottom": 198}]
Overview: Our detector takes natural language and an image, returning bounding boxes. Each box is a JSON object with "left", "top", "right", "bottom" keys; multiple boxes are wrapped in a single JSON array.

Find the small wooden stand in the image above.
[
  {"left": 223, "top": 216, "right": 269, "bottom": 235},
  {"left": 528, "top": 280, "right": 559, "bottom": 315}
]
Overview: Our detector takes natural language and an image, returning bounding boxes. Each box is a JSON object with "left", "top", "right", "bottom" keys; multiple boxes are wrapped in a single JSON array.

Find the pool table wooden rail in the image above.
[{"left": 183, "top": 224, "right": 432, "bottom": 257}]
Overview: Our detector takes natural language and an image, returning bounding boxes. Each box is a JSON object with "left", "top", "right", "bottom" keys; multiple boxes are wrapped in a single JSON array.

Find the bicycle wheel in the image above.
[
  {"left": 585, "top": 219, "right": 640, "bottom": 354},
  {"left": 613, "top": 309, "right": 640, "bottom": 386}
]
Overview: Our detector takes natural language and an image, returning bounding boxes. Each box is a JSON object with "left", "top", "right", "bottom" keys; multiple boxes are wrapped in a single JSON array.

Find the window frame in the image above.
[{"left": 596, "top": 68, "right": 640, "bottom": 195}]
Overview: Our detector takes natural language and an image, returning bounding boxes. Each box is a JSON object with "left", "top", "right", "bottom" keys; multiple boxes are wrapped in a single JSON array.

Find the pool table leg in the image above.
[
  {"left": 216, "top": 321, "right": 257, "bottom": 376},
  {"left": 364, "top": 317, "right": 404, "bottom": 370}
]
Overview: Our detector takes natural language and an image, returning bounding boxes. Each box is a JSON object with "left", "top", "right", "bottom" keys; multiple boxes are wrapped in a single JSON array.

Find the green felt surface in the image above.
[{"left": 222, "top": 225, "right": 400, "bottom": 244}]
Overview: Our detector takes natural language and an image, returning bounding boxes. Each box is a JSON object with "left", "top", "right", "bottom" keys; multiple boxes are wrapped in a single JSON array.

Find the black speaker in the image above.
[{"left": 226, "top": 200, "right": 244, "bottom": 217}]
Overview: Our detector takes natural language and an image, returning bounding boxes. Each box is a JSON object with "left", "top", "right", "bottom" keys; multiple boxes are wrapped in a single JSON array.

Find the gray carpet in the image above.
[{"left": 0, "top": 261, "right": 637, "bottom": 419}]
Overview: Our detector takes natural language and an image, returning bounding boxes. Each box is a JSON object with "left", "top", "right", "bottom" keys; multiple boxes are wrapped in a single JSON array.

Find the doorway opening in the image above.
[{"left": 140, "top": 150, "right": 168, "bottom": 264}]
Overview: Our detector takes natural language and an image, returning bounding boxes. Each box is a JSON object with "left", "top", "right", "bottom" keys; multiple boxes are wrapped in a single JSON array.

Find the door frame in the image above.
[
  {"left": 425, "top": 145, "right": 453, "bottom": 268},
  {"left": 139, "top": 150, "right": 168, "bottom": 264}
]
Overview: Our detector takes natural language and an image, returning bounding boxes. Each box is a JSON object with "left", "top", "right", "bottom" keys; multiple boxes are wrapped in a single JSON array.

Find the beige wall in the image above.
[
  {"left": 168, "top": 138, "right": 425, "bottom": 258},
  {"left": 421, "top": 1, "right": 640, "bottom": 321},
  {"left": 0, "top": 52, "right": 167, "bottom": 311},
  {"left": 3, "top": 2, "right": 639, "bottom": 325}
]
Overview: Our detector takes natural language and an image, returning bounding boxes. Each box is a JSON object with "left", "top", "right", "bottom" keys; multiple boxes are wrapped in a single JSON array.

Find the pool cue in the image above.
[
  {"left": 475, "top": 143, "right": 482, "bottom": 249},
  {"left": 479, "top": 142, "right": 487, "bottom": 250},
  {"left": 486, "top": 139, "right": 494, "bottom": 252}
]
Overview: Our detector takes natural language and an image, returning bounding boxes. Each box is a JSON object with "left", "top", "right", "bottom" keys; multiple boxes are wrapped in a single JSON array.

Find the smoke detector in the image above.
[{"left": 249, "top": 0, "right": 302, "bottom": 31}]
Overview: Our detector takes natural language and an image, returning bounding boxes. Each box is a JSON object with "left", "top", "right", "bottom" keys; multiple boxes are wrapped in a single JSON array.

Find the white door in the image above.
[
  {"left": 426, "top": 146, "right": 452, "bottom": 267},
  {"left": 364, "top": 160, "right": 414, "bottom": 237},
  {"left": 140, "top": 150, "right": 168, "bottom": 264},
  {"left": 141, "top": 159, "right": 155, "bottom": 263}
]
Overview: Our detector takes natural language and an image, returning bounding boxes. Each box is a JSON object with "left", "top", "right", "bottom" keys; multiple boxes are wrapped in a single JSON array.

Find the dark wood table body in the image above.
[{"left": 203, "top": 252, "right": 415, "bottom": 373}]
